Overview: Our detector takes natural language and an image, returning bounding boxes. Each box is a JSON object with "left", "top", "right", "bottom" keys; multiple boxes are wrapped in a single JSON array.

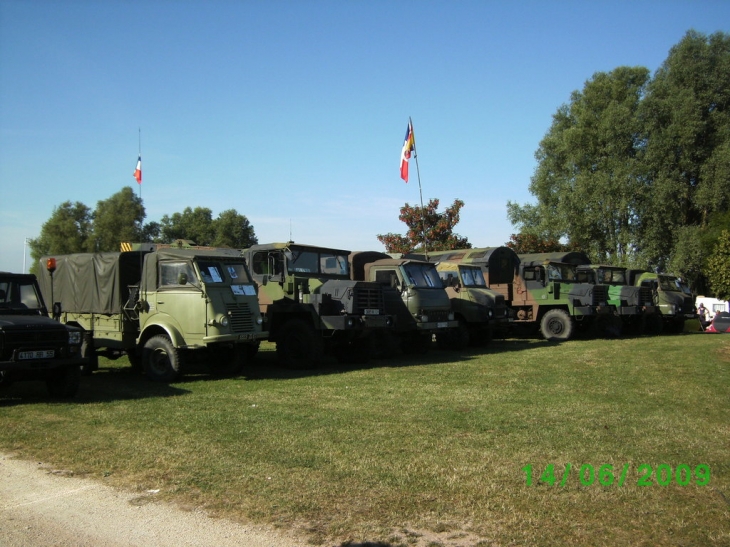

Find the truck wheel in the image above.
[
  {"left": 401, "top": 332, "right": 430, "bottom": 354},
  {"left": 46, "top": 365, "right": 81, "bottom": 398},
  {"left": 276, "top": 320, "right": 323, "bottom": 369},
  {"left": 644, "top": 313, "right": 663, "bottom": 336},
  {"left": 143, "top": 335, "right": 182, "bottom": 382},
  {"left": 435, "top": 320, "right": 469, "bottom": 350},
  {"left": 540, "top": 309, "right": 574, "bottom": 341},
  {"left": 209, "top": 344, "right": 247, "bottom": 377},
  {"left": 592, "top": 314, "right": 622, "bottom": 338},
  {"left": 0, "top": 371, "right": 14, "bottom": 389},
  {"left": 334, "top": 337, "right": 371, "bottom": 364},
  {"left": 80, "top": 337, "right": 98, "bottom": 376}
]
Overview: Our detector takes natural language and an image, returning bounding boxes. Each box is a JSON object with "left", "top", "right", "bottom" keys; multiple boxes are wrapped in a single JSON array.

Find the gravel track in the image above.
[{"left": 0, "top": 453, "right": 307, "bottom": 547}]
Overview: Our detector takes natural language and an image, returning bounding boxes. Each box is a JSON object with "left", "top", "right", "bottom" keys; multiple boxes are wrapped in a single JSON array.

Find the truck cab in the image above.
[
  {"left": 349, "top": 251, "right": 458, "bottom": 353},
  {"left": 242, "top": 242, "right": 394, "bottom": 367},
  {"left": 628, "top": 271, "right": 696, "bottom": 333}
]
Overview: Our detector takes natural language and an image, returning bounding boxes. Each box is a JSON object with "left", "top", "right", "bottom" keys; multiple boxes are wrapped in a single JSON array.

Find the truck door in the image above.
[{"left": 154, "top": 259, "right": 206, "bottom": 341}]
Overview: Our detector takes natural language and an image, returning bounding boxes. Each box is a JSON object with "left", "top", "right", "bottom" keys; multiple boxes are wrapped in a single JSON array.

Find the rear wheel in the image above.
[
  {"left": 46, "top": 365, "right": 81, "bottom": 398},
  {"left": 540, "top": 309, "right": 574, "bottom": 341},
  {"left": 143, "top": 335, "right": 182, "bottom": 382},
  {"left": 276, "top": 320, "right": 322, "bottom": 369},
  {"left": 80, "top": 336, "right": 98, "bottom": 376},
  {"left": 644, "top": 313, "right": 663, "bottom": 336},
  {"left": 209, "top": 344, "right": 247, "bottom": 377}
]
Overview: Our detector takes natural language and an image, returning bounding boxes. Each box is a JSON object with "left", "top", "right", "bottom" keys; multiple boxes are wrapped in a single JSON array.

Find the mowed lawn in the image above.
[{"left": 1, "top": 333, "right": 729, "bottom": 547}]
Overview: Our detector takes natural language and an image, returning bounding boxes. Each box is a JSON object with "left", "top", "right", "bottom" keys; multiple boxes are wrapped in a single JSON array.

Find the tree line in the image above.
[
  {"left": 28, "top": 186, "right": 257, "bottom": 275},
  {"left": 505, "top": 29, "right": 729, "bottom": 298}
]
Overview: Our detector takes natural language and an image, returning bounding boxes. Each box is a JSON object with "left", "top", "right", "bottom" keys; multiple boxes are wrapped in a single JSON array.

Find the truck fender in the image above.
[{"left": 138, "top": 322, "right": 186, "bottom": 350}]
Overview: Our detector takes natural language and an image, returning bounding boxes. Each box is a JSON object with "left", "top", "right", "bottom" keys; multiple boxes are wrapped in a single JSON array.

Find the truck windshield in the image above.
[
  {"left": 402, "top": 263, "right": 443, "bottom": 288},
  {"left": 598, "top": 268, "right": 626, "bottom": 285},
  {"left": 658, "top": 275, "right": 685, "bottom": 292},
  {"left": 196, "top": 260, "right": 252, "bottom": 284},
  {"left": 0, "top": 278, "right": 45, "bottom": 311},
  {"left": 287, "top": 249, "right": 349, "bottom": 276},
  {"left": 459, "top": 266, "right": 487, "bottom": 287},
  {"left": 546, "top": 263, "right": 576, "bottom": 282},
  {"left": 160, "top": 261, "right": 199, "bottom": 288}
]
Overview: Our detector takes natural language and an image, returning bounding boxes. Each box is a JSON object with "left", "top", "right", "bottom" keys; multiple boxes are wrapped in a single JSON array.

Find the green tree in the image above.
[
  {"left": 160, "top": 207, "right": 215, "bottom": 245},
  {"left": 505, "top": 233, "right": 577, "bottom": 254},
  {"left": 376, "top": 198, "right": 470, "bottom": 254},
  {"left": 211, "top": 209, "right": 258, "bottom": 248},
  {"left": 86, "top": 187, "right": 146, "bottom": 252},
  {"left": 638, "top": 30, "right": 730, "bottom": 272},
  {"left": 507, "top": 66, "right": 650, "bottom": 266},
  {"left": 29, "top": 201, "right": 92, "bottom": 274},
  {"left": 706, "top": 230, "right": 730, "bottom": 300}
]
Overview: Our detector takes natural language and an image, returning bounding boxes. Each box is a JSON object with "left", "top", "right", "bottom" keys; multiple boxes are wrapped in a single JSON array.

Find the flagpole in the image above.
[
  {"left": 410, "top": 117, "right": 428, "bottom": 259},
  {"left": 138, "top": 128, "right": 142, "bottom": 205}
]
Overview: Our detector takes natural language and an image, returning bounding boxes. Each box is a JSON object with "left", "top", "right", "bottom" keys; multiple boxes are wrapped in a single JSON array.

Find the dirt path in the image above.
[{"left": 0, "top": 453, "right": 308, "bottom": 547}]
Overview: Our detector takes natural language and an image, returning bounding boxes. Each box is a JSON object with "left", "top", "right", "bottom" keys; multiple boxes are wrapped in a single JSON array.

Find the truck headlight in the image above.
[
  {"left": 68, "top": 331, "right": 81, "bottom": 345},
  {"left": 448, "top": 312, "right": 455, "bottom": 321},
  {"left": 220, "top": 316, "right": 229, "bottom": 328},
  {"left": 420, "top": 314, "right": 429, "bottom": 323},
  {"left": 256, "top": 317, "right": 263, "bottom": 325}
]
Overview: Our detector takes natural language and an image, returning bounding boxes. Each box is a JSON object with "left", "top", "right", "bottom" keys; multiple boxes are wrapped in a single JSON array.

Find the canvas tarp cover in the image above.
[{"left": 38, "top": 252, "right": 146, "bottom": 314}]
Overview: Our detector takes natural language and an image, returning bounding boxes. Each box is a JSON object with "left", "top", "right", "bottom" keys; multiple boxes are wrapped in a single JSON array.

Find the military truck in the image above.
[
  {"left": 38, "top": 248, "right": 265, "bottom": 382},
  {"left": 0, "top": 271, "right": 85, "bottom": 398},
  {"left": 348, "top": 251, "right": 458, "bottom": 352},
  {"left": 575, "top": 264, "right": 658, "bottom": 334},
  {"left": 403, "top": 254, "right": 509, "bottom": 347},
  {"left": 627, "top": 271, "right": 696, "bottom": 333},
  {"left": 417, "top": 247, "right": 609, "bottom": 341},
  {"left": 241, "top": 242, "right": 394, "bottom": 368}
]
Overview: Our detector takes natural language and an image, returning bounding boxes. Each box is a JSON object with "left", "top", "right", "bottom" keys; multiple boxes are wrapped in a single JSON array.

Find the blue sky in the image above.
[{"left": 1, "top": 0, "right": 728, "bottom": 273}]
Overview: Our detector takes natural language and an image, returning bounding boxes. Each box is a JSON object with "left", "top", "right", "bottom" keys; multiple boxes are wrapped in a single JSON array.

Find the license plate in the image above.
[
  {"left": 363, "top": 309, "right": 380, "bottom": 315},
  {"left": 19, "top": 350, "right": 55, "bottom": 360},
  {"left": 437, "top": 322, "right": 448, "bottom": 328}
]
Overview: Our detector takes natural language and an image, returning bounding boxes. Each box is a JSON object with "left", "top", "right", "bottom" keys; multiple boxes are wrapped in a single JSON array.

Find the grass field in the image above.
[{"left": 1, "top": 333, "right": 729, "bottom": 547}]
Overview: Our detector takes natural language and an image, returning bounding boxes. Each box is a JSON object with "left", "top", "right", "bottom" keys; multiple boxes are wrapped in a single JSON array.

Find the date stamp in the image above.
[{"left": 522, "top": 463, "right": 711, "bottom": 487}]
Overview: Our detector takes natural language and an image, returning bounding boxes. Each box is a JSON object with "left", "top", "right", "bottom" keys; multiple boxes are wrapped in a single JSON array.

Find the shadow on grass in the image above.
[
  {"left": 240, "top": 336, "right": 548, "bottom": 381},
  {"left": 0, "top": 337, "right": 552, "bottom": 404},
  {"left": 0, "top": 365, "right": 190, "bottom": 407}
]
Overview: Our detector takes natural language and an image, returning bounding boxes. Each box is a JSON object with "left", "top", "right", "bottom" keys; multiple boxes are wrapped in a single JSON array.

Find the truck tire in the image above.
[
  {"left": 209, "top": 344, "right": 247, "bottom": 377},
  {"left": 80, "top": 337, "right": 98, "bottom": 376},
  {"left": 46, "top": 365, "right": 81, "bottom": 398},
  {"left": 143, "top": 335, "right": 182, "bottom": 382},
  {"left": 540, "top": 309, "right": 574, "bottom": 341},
  {"left": 276, "top": 319, "right": 322, "bottom": 369},
  {"left": 644, "top": 313, "right": 663, "bottom": 336}
]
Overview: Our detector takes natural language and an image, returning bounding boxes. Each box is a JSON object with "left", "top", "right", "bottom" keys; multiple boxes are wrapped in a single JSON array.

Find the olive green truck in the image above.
[
  {"left": 349, "top": 251, "right": 459, "bottom": 352},
  {"left": 242, "top": 242, "right": 394, "bottom": 367},
  {"left": 38, "top": 247, "right": 266, "bottom": 382}
]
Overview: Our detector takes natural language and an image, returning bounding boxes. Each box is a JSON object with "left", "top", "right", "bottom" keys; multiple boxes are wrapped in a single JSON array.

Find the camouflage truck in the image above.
[
  {"left": 575, "top": 264, "right": 659, "bottom": 334},
  {"left": 38, "top": 248, "right": 265, "bottom": 382},
  {"left": 0, "top": 271, "right": 85, "bottom": 398},
  {"left": 627, "top": 271, "right": 696, "bottom": 334},
  {"left": 403, "top": 253, "right": 509, "bottom": 347},
  {"left": 349, "top": 251, "right": 458, "bottom": 353},
  {"left": 241, "top": 242, "right": 394, "bottom": 368},
  {"left": 417, "top": 247, "right": 609, "bottom": 341}
]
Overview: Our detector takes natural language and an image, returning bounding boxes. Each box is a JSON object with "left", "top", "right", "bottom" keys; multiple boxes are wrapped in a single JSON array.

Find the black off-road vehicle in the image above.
[{"left": 0, "top": 271, "right": 85, "bottom": 398}]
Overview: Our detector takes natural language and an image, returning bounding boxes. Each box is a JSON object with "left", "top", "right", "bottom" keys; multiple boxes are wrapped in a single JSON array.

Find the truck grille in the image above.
[
  {"left": 639, "top": 287, "right": 654, "bottom": 307},
  {"left": 354, "top": 286, "right": 384, "bottom": 313},
  {"left": 225, "top": 303, "right": 255, "bottom": 333},
  {"left": 592, "top": 286, "right": 609, "bottom": 306},
  {"left": 427, "top": 310, "right": 450, "bottom": 322}
]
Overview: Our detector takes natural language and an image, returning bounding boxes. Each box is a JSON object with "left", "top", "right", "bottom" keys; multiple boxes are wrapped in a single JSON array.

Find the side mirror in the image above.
[
  {"left": 177, "top": 272, "right": 188, "bottom": 285},
  {"left": 52, "top": 302, "right": 62, "bottom": 320}
]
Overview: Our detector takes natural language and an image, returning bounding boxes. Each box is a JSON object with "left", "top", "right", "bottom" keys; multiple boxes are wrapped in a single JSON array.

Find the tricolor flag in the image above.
[
  {"left": 133, "top": 155, "right": 142, "bottom": 184},
  {"left": 399, "top": 121, "right": 415, "bottom": 182}
]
